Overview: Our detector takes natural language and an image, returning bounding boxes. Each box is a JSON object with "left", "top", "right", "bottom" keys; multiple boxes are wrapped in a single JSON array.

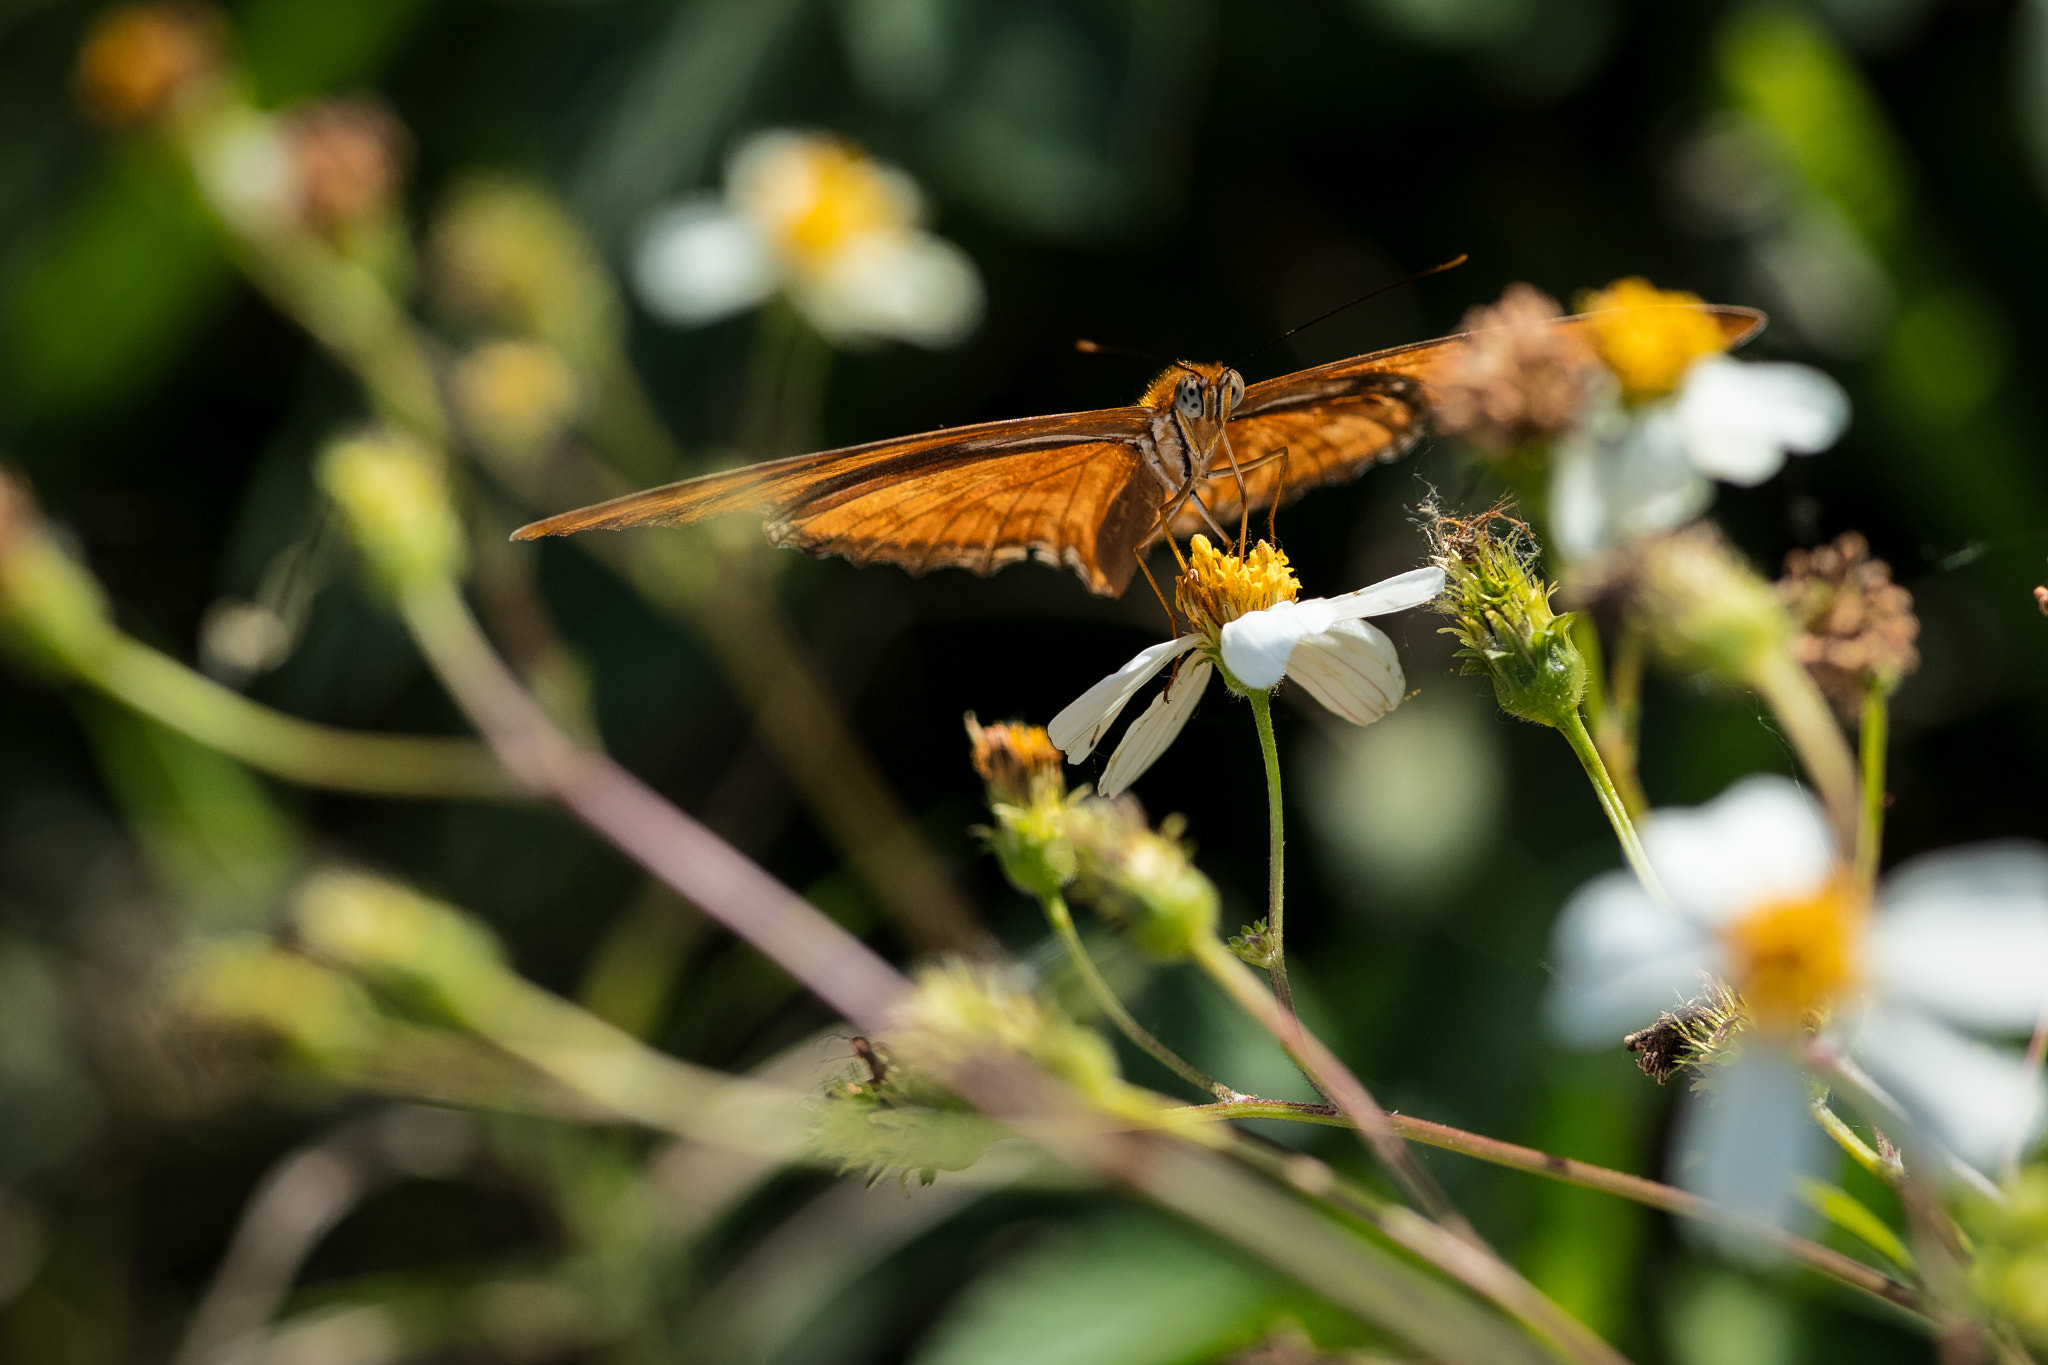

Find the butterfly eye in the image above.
[
  {"left": 1176, "top": 377, "right": 1205, "bottom": 419},
  {"left": 1225, "top": 372, "right": 1245, "bottom": 410}
]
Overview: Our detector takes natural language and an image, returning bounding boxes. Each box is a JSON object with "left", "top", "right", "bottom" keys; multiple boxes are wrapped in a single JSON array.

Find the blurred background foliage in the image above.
[{"left": 1, "top": 0, "right": 2046, "bottom": 1361}]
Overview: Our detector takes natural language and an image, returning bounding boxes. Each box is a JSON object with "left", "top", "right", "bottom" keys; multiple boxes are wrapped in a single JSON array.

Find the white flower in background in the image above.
[
  {"left": 631, "top": 130, "right": 983, "bottom": 349},
  {"left": 1550, "top": 278, "right": 1849, "bottom": 560},
  {"left": 1047, "top": 536, "right": 1443, "bottom": 796},
  {"left": 1548, "top": 774, "right": 2048, "bottom": 1231}
]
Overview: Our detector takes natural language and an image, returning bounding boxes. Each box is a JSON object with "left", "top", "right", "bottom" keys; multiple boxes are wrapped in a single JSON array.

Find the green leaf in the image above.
[{"left": 912, "top": 1212, "right": 1294, "bottom": 1365}]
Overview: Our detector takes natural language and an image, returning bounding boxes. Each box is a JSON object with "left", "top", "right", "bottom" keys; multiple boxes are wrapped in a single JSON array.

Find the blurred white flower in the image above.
[
  {"left": 1551, "top": 356, "right": 1849, "bottom": 559},
  {"left": 1047, "top": 536, "right": 1441, "bottom": 796},
  {"left": 1547, "top": 774, "right": 2048, "bottom": 1230},
  {"left": 631, "top": 130, "right": 983, "bottom": 349}
]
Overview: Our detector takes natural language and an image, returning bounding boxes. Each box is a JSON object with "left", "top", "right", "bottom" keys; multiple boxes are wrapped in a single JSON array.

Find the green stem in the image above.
[
  {"left": 1244, "top": 689, "right": 1292, "bottom": 1014},
  {"left": 1169, "top": 1099, "right": 1922, "bottom": 1316},
  {"left": 1601, "top": 626, "right": 1649, "bottom": 821},
  {"left": 80, "top": 623, "right": 514, "bottom": 799},
  {"left": 1191, "top": 934, "right": 1474, "bottom": 1237},
  {"left": 1044, "top": 894, "right": 1233, "bottom": 1100},
  {"left": 1813, "top": 1098, "right": 1898, "bottom": 1185},
  {"left": 1856, "top": 681, "right": 1889, "bottom": 899},
  {"left": 1558, "top": 709, "right": 1666, "bottom": 902},
  {"left": 1751, "top": 650, "right": 1860, "bottom": 852}
]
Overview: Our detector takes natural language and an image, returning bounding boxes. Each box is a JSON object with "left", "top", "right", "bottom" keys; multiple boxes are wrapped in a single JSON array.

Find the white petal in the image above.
[
  {"left": 1544, "top": 870, "right": 1723, "bottom": 1047},
  {"left": 1317, "top": 566, "right": 1448, "bottom": 620},
  {"left": 633, "top": 199, "right": 780, "bottom": 326},
  {"left": 1284, "top": 619, "right": 1403, "bottom": 725},
  {"left": 1850, "top": 1007, "right": 2047, "bottom": 1171},
  {"left": 1046, "top": 636, "right": 1199, "bottom": 763},
  {"left": 1548, "top": 404, "right": 1710, "bottom": 558},
  {"left": 1640, "top": 775, "right": 1836, "bottom": 928},
  {"left": 1869, "top": 844, "right": 2048, "bottom": 1032},
  {"left": 1672, "top": 1046, "right": 1830, "bottom": 1243},
  {"left": 1674, "top": 357, "right": 1849, "bottom": 486},
  {"left": 796, "top": 233, "right": 984, "bottom": 349},
  {"left": 1219, "top": 601, "right": 1323, "bottom": 690},
  {"left": 1548, "top": 436, "right": 1609, "bottom": 562},
  {"left": 1098, "top": 661, "right": 1212, "bottom": 797}
]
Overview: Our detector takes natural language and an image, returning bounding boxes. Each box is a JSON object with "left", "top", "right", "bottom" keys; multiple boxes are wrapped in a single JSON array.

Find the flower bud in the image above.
[
  {"left": 1577, "top": 277, "right": 1728, "bottom": 403},
  {"left": 1623, "top": 523, "right": 1794, "bottom": 685},
  {"left": 1427, "top": 504, "right": 1586, "bottom": 731},
  {"left": 74, "top": 2, "right": 226, "bottom": 128},
  {"left": 1966, "top": 1165, "right": 2048, "bottom": 1353},
  {"left": 176, "top": 937, "right": 381, "bottom": 1067},
  {"left": 317, "top": 429, "right": 464, "bottom": 595},
  {"left": 1066, "top": 798, "right": 1219, "bottom": 961},
  {"left": 1433, "top": 284, "right": 1599, "bottom": 454},
  {"left": 894, "top": 959, "right": 1123, "bottom": 1107},
  {"left": 280, "top": 96, "right": 411, "bottom": 236},
  {"left": 292, "top": 870, "right": 505, "bottom": 1020},
  {"left": 1775, "top": 532, "right": 1919, "bottom": 716},
  {"left": 428, "top": 178, "right": 618, "bottom": 358},
  {"left": 966, "top": 714, "right": 1076, "bottom": 901},
  {"left": 451, "top": 340, "right": 582, "bottom": 465}
]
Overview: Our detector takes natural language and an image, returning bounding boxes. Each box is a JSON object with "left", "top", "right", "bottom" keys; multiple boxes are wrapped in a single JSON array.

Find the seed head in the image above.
[
  {"left": 1775, "top": 531, "right": 1919, "bottom": 716},
  {"left": 1433, "top": 283, "right": 1599, "bottom": 453},
  {"left": 1426, "top": 503, "right": 1586, "bottom": 731},
  {"left": 281, "top": 96, "right": 411, "bottom": 235},
  {"left": 1618, "top": 523, "right": 1793, "bottom": 685},
  {"left": 1066, "top": 798, "right": 1219, "bottom": 961}
]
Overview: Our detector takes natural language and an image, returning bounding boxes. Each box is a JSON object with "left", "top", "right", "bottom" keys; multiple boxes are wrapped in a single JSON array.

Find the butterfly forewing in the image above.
[{"left": 768, "top": 436, "right": 1155, "bottom": 595}]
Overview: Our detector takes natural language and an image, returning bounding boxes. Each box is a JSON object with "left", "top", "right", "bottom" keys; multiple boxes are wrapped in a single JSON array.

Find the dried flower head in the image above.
[
  {"left": 1426, "top": 502, "right": 1586, "bottom": 730},
  {"left": 1623, "top": 982, "right": 1746, "bottom": 1084},
  {"left": 966, "top": 714, "right": 1065, "bottom": 807},
  {"left": 1174, "top": 535, "right": 1300, "bottom": 639},
  {"left": 1577, "top": 277, "right": 1729, "bottom": 403},
  {"left": 1776, "top": 531, "right": 1920, "bottom": 716},
  {"left": 281, "top": 96, "right": 411, "bottom": 234},
  {"left": 74, "top": 2, "right": 225, "bottom": 127},
  {"left": 1432, "top": 284, "right": 1599, "bottom": 452}
]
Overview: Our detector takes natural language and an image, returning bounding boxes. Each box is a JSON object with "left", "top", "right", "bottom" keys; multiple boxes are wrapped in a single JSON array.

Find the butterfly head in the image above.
[{"left": 1150, "top": 361, "right": 1245, "bottom": 456}]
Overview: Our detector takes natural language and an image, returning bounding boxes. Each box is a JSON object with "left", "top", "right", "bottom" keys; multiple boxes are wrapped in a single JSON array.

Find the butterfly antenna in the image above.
[
  {"left": 1075, "top": 338, "right": 1165, "bottom": 364},
  {"left": 1238, "top": 252, "right": 1469, "bottom": 370}
]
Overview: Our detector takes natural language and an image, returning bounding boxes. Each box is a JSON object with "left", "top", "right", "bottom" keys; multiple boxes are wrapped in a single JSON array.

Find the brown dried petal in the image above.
[
  {"left": 1432, "top": 283, "right": 1598, "bottom": 453},
  {"left": 965, "top": 714, "right": 1063, "bottom": 805},
  {"left": 1776, "top": 531, "right": 1919, "bottom": 716}
]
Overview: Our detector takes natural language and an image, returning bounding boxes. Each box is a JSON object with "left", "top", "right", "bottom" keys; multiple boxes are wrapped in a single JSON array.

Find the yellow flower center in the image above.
[
  {"left": 1175, "top": 536, "right": 1299, "bottom": 638},
  {"left": 1579, "top": 276, "right": 1728, "bottom": 403},
  {"left": 737, "top": 137, "right": 914, "bottom": 268},
  {"left": 1723, "top": 876, "right": 1862, "bottom": 1033},
  {"left": 966, "top": 716, "right": 1065, "bottom": 805}
]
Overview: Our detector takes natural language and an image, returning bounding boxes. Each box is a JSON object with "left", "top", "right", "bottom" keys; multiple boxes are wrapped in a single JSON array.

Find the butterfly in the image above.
[{"left": 512, "top": 303, "right": 1763, "bottom": 596}]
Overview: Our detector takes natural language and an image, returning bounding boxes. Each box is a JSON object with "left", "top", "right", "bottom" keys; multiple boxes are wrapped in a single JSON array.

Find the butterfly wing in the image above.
[
  {"left": 1176, "top": 303, "right": 1767, "bottom": 536},
  {"left": 512, "top": 408, "right": 1159, "bottom": 596}
]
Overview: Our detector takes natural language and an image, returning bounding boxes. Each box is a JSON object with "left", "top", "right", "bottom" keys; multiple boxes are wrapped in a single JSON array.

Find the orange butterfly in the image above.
[{"left": 512, "top": 304, "right": 1762, "bottom": 596}]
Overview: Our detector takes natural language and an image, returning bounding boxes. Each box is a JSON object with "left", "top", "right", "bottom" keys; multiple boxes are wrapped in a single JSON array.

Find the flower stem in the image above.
[
  {"left": 1855, "top": 680, "right": 1889, "bottom": 899},
  {"left": 1170, "top": 1098, "right": 1923, "bottom": 1315},
  {"left": 1244, "top": 689, "right": 1293, "bottom": 1014},
  {"left": 1601, "top": 626, "right": 1650, "bottom": 820},
  {"left": 1043, "top": 894, "right": 1234, "bottom": 1101},
  {"left": 1558, "top": 708, "right": 1666, "bottom": 902},
  {"left": 1190, "top": 933, "right": 1476, "bottom": 1239},
  {"left": 1751, "top": 650, "right": 1860, "bottom": 852}
]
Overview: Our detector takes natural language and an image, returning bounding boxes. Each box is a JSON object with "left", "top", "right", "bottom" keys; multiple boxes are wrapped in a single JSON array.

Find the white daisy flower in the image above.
[
  {"left": 631, "top": 130, "right": 983, "bottom": 349},
  {"left": 1547, "top": 774, "right": 2048, "bottom": 1231},
  {"left": 1046, "top": 536, "right": 1443, "bottom": 797},
  {"left": 1550, "top": 357, "right": 1848, "bottom": 560}
]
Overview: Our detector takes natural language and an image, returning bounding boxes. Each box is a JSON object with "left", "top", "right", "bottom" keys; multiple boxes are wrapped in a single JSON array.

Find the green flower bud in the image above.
[
  {"left": 1427, "top": 504, "right": 1586, "bottom": 730},
  {"left": 427, "top": 177, "right": 619, "bottom": 360},
  {"left": 292, "top": 870, "right": 503, "bottom": 1019},
  {"left": 1067, "top": 799, "right": 1219, "bottom": 961},
  {"left": 176, "top": 937, "right": 382, "bottom": 1067},
  {"left": 1626, "top": 523, "right": 1793, "bottom": 684},
  {"left": 317, "top": 429, "right": 464, "bottom": 595},
  {"left": 966, "top": 714, "right": 1077, "bottom": 901},
  {"left": 896, "top": 959, "right": 1124, "bottom": 1110}
]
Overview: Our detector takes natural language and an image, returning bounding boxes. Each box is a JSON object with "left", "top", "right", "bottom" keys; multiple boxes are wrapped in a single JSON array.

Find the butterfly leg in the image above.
[
  {"left": 1214, "top": 431, "right": 1252, "bottom": 554},
  {"left": 1132, "top": 547, "right": 1177, "bottom": 636},
  {"left": 1266, "top": 447, "right": 1290, "bottom": 545}
]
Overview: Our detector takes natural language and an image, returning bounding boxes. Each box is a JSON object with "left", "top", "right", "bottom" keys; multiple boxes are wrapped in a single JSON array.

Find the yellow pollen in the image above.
[
  {"left": 1579, "top": 277, "right": 1728, "bottom": 403},
  {"left": 1723, "top": 877, "right": 1861, "bottom": 1033},
  {"left": 1175, "top": 535, "right": 1299, "bottom": 637}
]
